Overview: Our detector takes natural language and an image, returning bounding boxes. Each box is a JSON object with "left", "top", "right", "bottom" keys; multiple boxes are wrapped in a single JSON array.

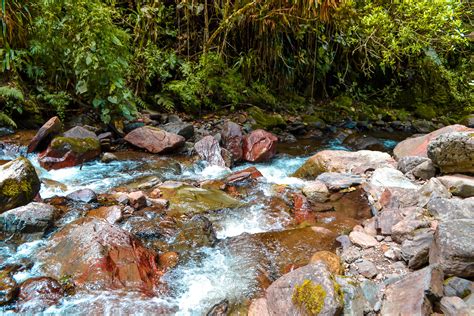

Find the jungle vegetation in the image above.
[{"left": 0, "top": 0, "right": 472, "bottom": 126}]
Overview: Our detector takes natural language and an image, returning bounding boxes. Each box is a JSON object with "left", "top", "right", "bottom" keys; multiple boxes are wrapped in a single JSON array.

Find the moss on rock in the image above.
[
  {"left": 292, "top": 279, "right": 327, "bottom": 315},
  {"left": 248, "top": 106, "right": 286, "bottom": 130},
  {"left": 50, "top": 137, "right": 100, "bottom": 154}
]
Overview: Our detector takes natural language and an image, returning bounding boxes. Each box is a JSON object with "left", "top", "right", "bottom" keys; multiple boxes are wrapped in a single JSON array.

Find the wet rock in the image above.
[
  {"left": 0, "top": 157, "right": 41, "bottom": 213},
  {"left": 206, "top": 299, "right": 229, "bottom": 316},
  {"left": 170, "top": 215, "right": 217, "bottom": 253},
  {"left": 194, "top": 135, "right": 227, "bottom": 167},
  {"left": 225, "top": 167, "right": 262, "bottom": 184},
  {"left": 0, "top": 202, "right": 56, "bottom": 234},
  {"left": 128, "top": 191, "right": 147, "bottom": 210},
  {"left": 417, "top": 178, "right": 452, "bottom": 208},
  {"left": 349, "top": 231, "right": 378, "bottom": 248},
  {"left": 158, "top": 252, "right": 179, "bottom": 271},
  {"left": 427, "top": 131, "right": 474, "bottom": 174},
  {"left": 101, "top": 152, "right": 118, "bottom": 163},
  {"left": 86, "top": 205, "right": 122, "bottom": 224},
  {"left": 316, "top": 173, "right": 364, "bottom": 191},
  {"left": 242, "top": 129, "right": 278, "bottom": 162},
  {"left": 427, "top": 197, "right": 474, "bottom": 220},
  {"left": 66, "top": 188, "right": 97, "bottom": 203},
  {"left": 37, "top": 217, "right": 162, "bottom": 292},
  {"left": 309, "top": 251, "right": 343, "bottom": 275},
  {"left": 221, "top": 121, "right": 243, "bottom": 161},
  {"left": 124, "top": 126, "right": 185, "bottom": 154},
  {"left": 369, "top": 167, "right": 419, "bottom": 190},
  {"left": 265, "top": 262, "right": 343, "bottom": 315},
  {"left": 429, "top": 219, "right": 474, "bottom": 278},
  {"left": 160, "top": 184, "right": 241, "bottom": 216},
  {"left": 412, "top": 160, "right": 436, "bottom": 180},
  {"left": 381, "top": 265, "right": 444, "bottom": 315},
  {"left": 394, "top": 124, "right": 473, "bottom": 159},
  {"left": 0, "top": 267, "right": 18, "bottom": 305},
  {"left": 440, "top": 296, "right": 469, "bottom": 316},
  {"left": 444, "top": 277, "right": 473, "bottom": 298},
  {"left": 293, "top": 150, "right": 395, "bottom": 179},
  {"left": 27, "top": 116, "right": 62, "bottom": 153},
  {"left": 437, "top": 174, "right": 474, "bottom": 198},
  {"left": 17, "top": 277, "right": 64, "bottom": 313},
  {"left": 38, "top": 135, "right": 101, "bottom": 170},
  {"left": 160, "top": 121, "right": 194, "bottom": 140},
  {"left": 397, "top": 156, "right": 431, "bottom": 174},
  {"left": 401, "top": 231, "right": 434, "bottom": 269},
  {"left": 302, "top": 180, "right": 329, "bottom": 203}
]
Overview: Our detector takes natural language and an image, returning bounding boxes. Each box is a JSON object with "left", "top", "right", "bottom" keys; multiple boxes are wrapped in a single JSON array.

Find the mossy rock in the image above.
[
  {"left": 248, "top": 106, "right": 286, "bottom": 130},
  {"left": 414, "top": 103, "right": 437, "bottom": 120},
  {"left": 50, "top": 137, "right": 100, "bottom": 154},
  {"left": 292, "top": 280, "right": 327, "bottom": 315},
  {"left": 0, "top": 157, "right": 41, "bottom": 213}
]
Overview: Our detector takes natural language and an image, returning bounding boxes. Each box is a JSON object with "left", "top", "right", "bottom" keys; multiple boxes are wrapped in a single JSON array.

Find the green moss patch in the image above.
[
  {"left": 292, "top": 280, "right": 327, "bottom": 315},
  {"left": 51, "top": 137, "right": 100, "bottom": 154},
  {"left": 248, "top": 106, "right": 286, "bottom": 130}
]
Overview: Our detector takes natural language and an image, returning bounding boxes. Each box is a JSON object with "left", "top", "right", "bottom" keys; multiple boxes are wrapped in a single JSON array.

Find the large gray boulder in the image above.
[
  {"left": 429, "top": 219, "right": 474, "bottom": 278},
  {"left": 427, "top": 131, "right": 474, "bottom": 174},
  {"left": 0, "top": 202, "right": 56, "bottom": 234},
  {"left": 427, "top": 197, "right": 474, "bottom": 221},
  {"left": 437, "top": 174, "right": 474, "bottom": 198},
  {"left": 0, "top": 157, "right": 41, "bottom": 213}
]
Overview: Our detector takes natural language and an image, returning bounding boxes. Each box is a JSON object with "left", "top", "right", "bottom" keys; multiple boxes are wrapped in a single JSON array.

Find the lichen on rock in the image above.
[{"left": 292, "top": 279, "right": 327, "bottom": 315}]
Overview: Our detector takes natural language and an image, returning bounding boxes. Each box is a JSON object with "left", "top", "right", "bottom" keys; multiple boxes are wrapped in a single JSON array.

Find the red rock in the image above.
[
  {"left": 242, "top": 129, "right": 278, "bottom": 162},
  {"left": 128, "top": 191, "right": 147, "bottom": 210},
  {"left": 194, "top": 135, "right": 226, "bottom": 167},
  {"left": 17, "top": 277, "right": 64, "bottom": 313},
  {"left": 394, "top": 124, "right": 473, "bottom": 159},
  {"left": 124, "top": 126, "right": 185, "bottom": 154},
  {"left": 221, "top": 121, "right": 243, "bottom": 161},
  {"left": 27, "top": 116, "right": 62, "bottom": 153},
  {"left": 37, "top": 217, "right": 162, "bottom": 292},
  {"left": 225, "top": 167, "right": 263, "bottom": 183},
  {"left": 87, "top": 205, "right": 122, "bottom": 224}
]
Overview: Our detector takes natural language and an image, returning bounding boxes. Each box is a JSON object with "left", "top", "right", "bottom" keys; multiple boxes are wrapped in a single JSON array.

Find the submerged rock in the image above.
[
  {"left": 37, "top": 217, "right": 162, "bottom": 292},
  {"left": 394, "top": 124, "right": 473, "bottom": 159},
  {"left": 0, "top": 157, "right": 41, "bottom": 213},
  {"left": 17, "top": 277, "right": 64, "bottom": 313},
  {"left": 38, "top": 132, "right": 101, "bottom": 170},
  {"left": 242, "top": 129, "right": 278, "bottom": 162},
  {"left": 124, "top": 126, "right": 185, "bottom": 154},
  {"left": 27, "top": 116, "right": 62, "bottom": 153},
  {"left": 427, "top": 131, "right": 474, "bottom": 174},
  {"left": 292, "top": 150, "right": 395, "bottom": 179}
]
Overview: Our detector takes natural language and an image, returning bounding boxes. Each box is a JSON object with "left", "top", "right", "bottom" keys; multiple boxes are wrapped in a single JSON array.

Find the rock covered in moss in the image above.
[
  {"left": 248, "top": 106, "right": 286, "bottom": 130},
  {"left": 427, "top": 131, "right": 474, "bottom": 174},
  {"left": 293, "top": 150, "right": 395, "bottom": 179},
  {"left": 264, "top": 262, "right": 343, "bottom": 315},
  {"left": 0, "top": 157, "right": 41, "bottom": 213}
]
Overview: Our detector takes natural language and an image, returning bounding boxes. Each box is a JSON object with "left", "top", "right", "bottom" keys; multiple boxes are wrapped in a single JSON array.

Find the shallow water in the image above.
[{"left": 0, "top": 131, "right": 400, "bottom": 315}]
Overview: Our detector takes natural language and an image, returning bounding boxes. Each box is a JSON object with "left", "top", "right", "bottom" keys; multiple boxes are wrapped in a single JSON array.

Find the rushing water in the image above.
[{"left": 0, "top": 131, "right": 400, "bottom": 315}]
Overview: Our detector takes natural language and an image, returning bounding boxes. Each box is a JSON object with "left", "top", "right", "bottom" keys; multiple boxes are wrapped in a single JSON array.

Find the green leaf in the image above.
[
  {"left": 107, "top": 95, "right": 118, "bottom": 104},
  {"left": 76, "top": 80, "right": 88, "bottom": 94}
]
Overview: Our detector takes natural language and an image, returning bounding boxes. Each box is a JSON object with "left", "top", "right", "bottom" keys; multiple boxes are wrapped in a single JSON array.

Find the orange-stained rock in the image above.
[
  {"left": 124, "top": 126, "right": 185, "bottom": 154},
  {"left": 158, "top": 252, "right": 179, "bottom": 270},
  {"left": 242, "top": 129, "right": 278, "bottom": 162},
  {"left": 86, "top": 205, "right": 122, "bottom": 224},
  {"left": 37, "top": 217, "right": 162, "bottom": 292},
  {"left": 310, "top": 250, "right": 343, "bottom": 275},
  {"left": 27, "top": 116, "right": 62, "bottom": 153},
  {"left": 225, "top": 167, "right": 263, "bottom": 183}
]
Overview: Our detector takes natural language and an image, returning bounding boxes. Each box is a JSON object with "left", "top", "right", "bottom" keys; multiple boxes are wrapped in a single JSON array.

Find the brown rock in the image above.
[
  {"left": 221, "top": 121, "right": 243, "bottom": 161},
  {"left": 128, "top": 191, "right": 147, "bottom": 210},
  {"left": 225, "top": 167, "right": 263, "bottom": 183},
  {"left": 27, "top": 116, "right": 62, "bottom": 153},
  {"left": 124, "top": 126, "right": 185, "bottom": 154},
  {"left": 0, "top": 267, "right": 18, "bottom": 305},
  {"left": 349, "top": 231, "right": 378, "bottom": 248},
  {"left": 158, "top": 252, "right": 179, "bottom": 270},
  {"left": 37, "top": 217, "right": 162, "bottom": 292},
  {"left": 86, "top": 205, "right": 122, "bottom": 224},
  {"left": 310, "top": 251, "right": 343, "bottom": 275},
  {"left": 242, "top": 129, "right": 278, "bottom": 162},
  {"left": 17, "top": 277, "right": 64, "bottom": 313},
  {"left": 194, "top": 135, "right": 226, "bottom": 167},
  {"left": 394, "top": 124, "right": 473, "bottom": 159}
]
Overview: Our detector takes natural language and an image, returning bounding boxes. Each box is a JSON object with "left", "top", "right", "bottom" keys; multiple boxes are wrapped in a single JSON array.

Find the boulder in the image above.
[
  {"left": 242, "top": 129, "right": 278, "bottom": 162},
  {"left": 293, "top": 150, "right": 395, "bottom": 179},
  {"left": 38, "top": 135, "right": 101, "bottom": 170},
  {"left": 401, "top": 231, "right": 434, "bottom": 269},
  {"left": 334, "top": 276, "right": 367, "bottom": 316},
  {"left": 27, "top": 116, "right": 62, "bottom": 153},
  {"left": 429, "top": 219, "right": 474, "bottom": 278},
  {"left": 128, "top": 191, "right": 147, "bottom": 210},
  {"left": 427, "top": 131, "right": 474, "bottom": 174},
  {"left": 427, "top": 197, "right": 474, "bottom": 220},
  {"left": 440, "top": 296, "right": 469, "bottom": 316},
  {"left": 316, "top": 173, "right": 364, "bottom": 191},
  {"left": 438, "top": 174, "right": 474, "bottom": 198},
  {"left": 417, "top": 178, "right": 452, "bottom": 208},
  {"left": 397, "top": 156, "right": 431, "bottom": 174},
  {"left": 248, "top": 298, "right": 270, "bottom": 316},
  {"left": 309, "top": 251, "right": 343, "bottom": 275},
  {"left": 160, "top": 121, "right": 194, "bottom": 140},
  {"left": 194, "top": 135, "right": 227, "bottom": 167},
  {"left": 124, "top": 126, "right": 185, "bottom": 154},
  {"left": 221, "top": 121, "right": 243, "bottom": 162},
  {"left": 411, "top": 160, "right": 436, "bottom": 180},
  {"left": 369, "top": 167, "right": 419, "bottom": 190},
  {"left": 0, "top": 202, "right": 56, "bottom": 234},
  {"left": 444, "top": 277, "right": 473, "bottom": 298},
  {"left": 248, "top": 106, "right": 286, "bottom": 130},
  {"left": 66, "top": 188, "right": 97, "bottom": 203},
  {"left": 381, "top": 265, "right": 444, "bottom": 315},
  {"left": 392, "top": 219, "right": 431, "bottom": 244},
  {"left": 265, "top": 262, "right": 343, "bottom": 315},
  {"left": 394, "top": 124, "right": 473, "bottom": 159},
  {"left": 0, "top": 157, "right": 41, "bottom": 213},
  {"left": 17, "top": 277, "right": 64, "bottom": 313},
  {"left": 375, "top": 209, "right": 403, "bottom": 235},
  {"left": 37, "top": 217, "right": 162, "bottom": 292},
  {"left": 63, "top": 126, "right": 98, "bottom": 139},
  {"left": 302, "top": 180, "right": 330, "bottom": 203}
]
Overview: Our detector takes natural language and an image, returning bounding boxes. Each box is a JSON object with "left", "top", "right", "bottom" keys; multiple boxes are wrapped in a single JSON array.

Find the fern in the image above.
[
  {"left": 0, "top": 86, "right": 24, "bottom": 101},
  {"left": 0, "top": 112, "right": 17, "bottom": 128}
]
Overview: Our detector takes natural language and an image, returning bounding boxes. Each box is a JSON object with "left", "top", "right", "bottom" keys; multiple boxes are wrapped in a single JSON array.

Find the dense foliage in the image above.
[{"left": 0, "top": 0, "right": 472, "bottom": 126}]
